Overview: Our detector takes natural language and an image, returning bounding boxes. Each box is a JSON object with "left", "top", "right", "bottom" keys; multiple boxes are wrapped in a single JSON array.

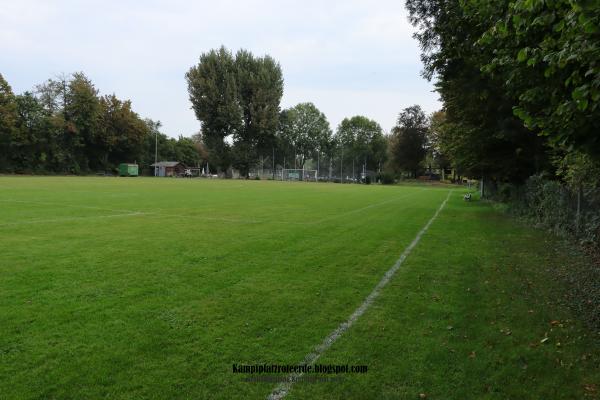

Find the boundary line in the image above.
[
  {"left": 267, "top": 190, "right": 453, "bottom": 400},
  {"left": 0, "top": 212, "right": 147, "bottom": 227}
]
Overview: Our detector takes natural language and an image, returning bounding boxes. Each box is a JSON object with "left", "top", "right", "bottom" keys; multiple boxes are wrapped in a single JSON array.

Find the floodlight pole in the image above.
[
  {"left": 154, "top": 129, "right": 158, "bottom": 177},
  {"left": 317, "top": 150, "right": 319, "bottom": 181},
  {"left": 340, "top": 144, "right": 344, "bottom": 184}
]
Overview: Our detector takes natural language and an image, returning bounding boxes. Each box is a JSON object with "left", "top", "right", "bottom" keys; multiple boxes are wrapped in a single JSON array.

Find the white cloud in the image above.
[{"left": 0, "top": 0, "right": 440, "bottom": 136}]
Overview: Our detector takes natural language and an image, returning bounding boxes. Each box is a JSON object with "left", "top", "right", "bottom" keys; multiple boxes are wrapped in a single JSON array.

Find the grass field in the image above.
[{"left": 0, "top": 177, "right": 598, "bottom": 399}]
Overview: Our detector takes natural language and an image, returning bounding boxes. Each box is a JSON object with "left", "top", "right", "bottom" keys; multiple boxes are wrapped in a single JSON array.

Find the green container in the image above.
[{"left": 119, "top": 163, "right": 139, "bottom": 177}]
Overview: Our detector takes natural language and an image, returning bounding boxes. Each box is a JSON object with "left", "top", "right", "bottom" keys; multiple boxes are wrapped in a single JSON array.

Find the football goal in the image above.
[{"left": 280, "top": 169, "right": 318, "bottom": 182}]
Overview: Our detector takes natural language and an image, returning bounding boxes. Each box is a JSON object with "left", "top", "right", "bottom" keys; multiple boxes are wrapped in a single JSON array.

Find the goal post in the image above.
[{"left": 280, "top": 169, "right": 317, "bottom": 182}]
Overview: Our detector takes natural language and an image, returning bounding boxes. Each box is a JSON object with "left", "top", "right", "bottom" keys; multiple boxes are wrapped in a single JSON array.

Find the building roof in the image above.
[{"left": 151, "top": 161, "right": 182, "bottom": 167}]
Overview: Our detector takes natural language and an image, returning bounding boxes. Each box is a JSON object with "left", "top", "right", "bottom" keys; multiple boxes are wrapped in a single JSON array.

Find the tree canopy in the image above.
[
  {"left": 389, "top": 105, "right": 428, "bottom": 178},
  {"left": 0, "top": 72, "right": 203, "bottom": 174},
  {"left": 186, "top": 46, "right": 283, "bottom": 177},
  {"left": 406, "top": 0, "right": 599, "bottom": 187},
  {"left": 277, "top": 102, "right": 332, "bottom": 168},
  {"left": 335, "top": 116, "right": 387, "bottom": 173}
]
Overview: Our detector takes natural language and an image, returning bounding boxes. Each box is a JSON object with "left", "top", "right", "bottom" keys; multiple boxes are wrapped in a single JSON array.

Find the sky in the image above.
[{"left": 0, "top": 0, "right": 441, "bottom": 137}]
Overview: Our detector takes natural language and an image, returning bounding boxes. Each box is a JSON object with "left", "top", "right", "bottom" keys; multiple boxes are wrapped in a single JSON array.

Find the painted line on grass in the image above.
[
  {"left": 267, "top": 190, "right": 453, "bottom": 400},
  {"left": 0, "top": 199, "right": 139, "bottom": 214},
  {"left": 0, "top": 212, "right": 147, "bottom": 227}
]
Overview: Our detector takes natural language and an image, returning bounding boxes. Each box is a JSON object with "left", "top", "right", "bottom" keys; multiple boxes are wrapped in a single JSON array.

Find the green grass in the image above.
[{"left": 0, "top": 177, "right": 597, "bottom": 399}]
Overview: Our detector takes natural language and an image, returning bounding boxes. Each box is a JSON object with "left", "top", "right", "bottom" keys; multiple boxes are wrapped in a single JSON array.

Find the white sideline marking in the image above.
[
  {"left": 0, "top": 199, "right": 138, "bottom": 214},
  {"left": 267, "top": 190, "right": 453, "bottom": 400},
  {"left": 0, "top": 212, "right": 146, "bottom": 227}
]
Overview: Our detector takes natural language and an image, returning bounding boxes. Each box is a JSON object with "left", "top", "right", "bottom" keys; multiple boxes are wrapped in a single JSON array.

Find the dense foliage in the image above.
[
  {"left": 186, "top": 47, "right": 283, "bottom": 177},
  {"left": 335, "top": 116, "right": 388, "bottom": 175},
  {"left": 406, "top": 0, "right": 600, "bottom": 246},
  {"left": 389, "top": 105, "right": 428, "bottom": 178},
  {"left": 277, "top": 102, "right": 332, "bottom": 169},
  {"left": 0, "top": 72, "right": 203, "bottom": 174}
]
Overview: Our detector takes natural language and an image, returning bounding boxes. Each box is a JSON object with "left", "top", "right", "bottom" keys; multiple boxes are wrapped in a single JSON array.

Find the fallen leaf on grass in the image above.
[
  {"left": 469, "top": 351, "right": 476, "bottom": 358},
  {"left": 584, "top": 383, "right": 597, "bottom": 393}
]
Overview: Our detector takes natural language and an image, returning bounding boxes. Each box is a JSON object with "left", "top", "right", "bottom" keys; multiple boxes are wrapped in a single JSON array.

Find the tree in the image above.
[
  {"left": 406, "top": 0, "right": 550, "bottom": 183},
  {"left": 186, "top": 46, "right": 241, "bottom": 173},
  {"left": 479, "top": 0, "right": 600, "bottom": 159},
  {"left": 0, "top": 74, "right": 19, "bottom": 170},
  {"left": 98, "top": 94, "right": 149, "bottom": 167},
  {"left": 277, "top": 102, "right": 332, "bottom": 168},
  {"left": 14, "top": 92, "right": 55, "bottom": 171},
  {"left": 389, "top": 105, "right": 428, "bottom": 178},
  {"left": 335, "top": 116, "right": 386, "bottom": 179},
  {"left": 232, "top": 49, "right": 283, "bottom": 177},
  {"left": 427, "top": 110, "right": 451, "bottom": 175},
  {"left": 66, "top": 72, "right": 101, "bottom": 170},
  {"left": 1, "top": 72, "right": 154, "bottom": 174},
  {"left": 186, "top": 46, "right": 283, "bottom": 177}
]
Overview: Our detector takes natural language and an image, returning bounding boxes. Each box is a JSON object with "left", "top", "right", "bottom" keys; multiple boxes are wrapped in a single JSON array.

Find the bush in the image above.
[{"left": 377, "top": 172, "right": 395, "bottom": 185}]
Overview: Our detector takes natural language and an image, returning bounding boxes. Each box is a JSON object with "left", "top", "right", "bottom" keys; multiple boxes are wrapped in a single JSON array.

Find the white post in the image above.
[
  {"left": 317, "top": 151, "right": 320, "bottom": 181},
  {"left": 340, "top": 145, "right": 344, "bottom": 183},
  {"left": 480, "top": 176, "right": 484, "bottom": 197},
  {"left": 154, "top": 129, "right": 158, "bottom": 176}
]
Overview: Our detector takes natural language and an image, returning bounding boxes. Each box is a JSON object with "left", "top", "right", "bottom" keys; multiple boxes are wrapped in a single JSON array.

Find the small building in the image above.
[
  {"left": 119, "top": 163, "right": 139, "bottom": 177},
  {"left": 151, "top": 161, "right": 186, "bottom": 177}
]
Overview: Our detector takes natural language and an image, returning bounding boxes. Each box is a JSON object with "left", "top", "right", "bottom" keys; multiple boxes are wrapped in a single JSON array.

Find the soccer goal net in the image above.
[{"left": 280, "top": 169, "right": 318, "bottom": 182}]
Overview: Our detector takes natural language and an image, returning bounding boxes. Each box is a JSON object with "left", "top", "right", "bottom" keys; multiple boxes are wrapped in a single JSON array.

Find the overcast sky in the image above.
[{"left": 1, "top": 0, "right": 440, "bottom": 137}]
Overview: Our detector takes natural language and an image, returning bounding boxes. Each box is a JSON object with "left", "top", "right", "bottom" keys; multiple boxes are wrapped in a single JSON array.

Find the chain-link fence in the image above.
[
  {"left": 248, "top": 153, "right": 383, "bottom": 183},
  {"left": 487, "top": 175, "right": 600, "bottom": 249}
]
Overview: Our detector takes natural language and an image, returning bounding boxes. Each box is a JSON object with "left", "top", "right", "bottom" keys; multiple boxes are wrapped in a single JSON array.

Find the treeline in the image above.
[
  {"left": 0, "top": 73, "right": 204, "bottom": 174},
  {"left": 405, "top": 0, "right": 599, "bottom": 187},
  {"left": 406, "top": 0, "right": 600, "bottom": 246},
  {"left": 187, "top": 46, "right": 434, "bottom": 179}
]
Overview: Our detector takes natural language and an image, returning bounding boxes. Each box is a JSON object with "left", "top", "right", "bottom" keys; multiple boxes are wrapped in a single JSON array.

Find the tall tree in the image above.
[
  {"left": 389, "top": 105, "right": 428, "bottom": 178},
  {"left": 335, "top": 116, "right": 385, "bottom": 175},
  {"left": 232, "top": 49, "right": 283, "bottom": 177},
  {"left": 277, "top": 102, "right": 332, "bottom": 168},
  {"left": 0, "top": 74, "right": 19, "bottom": 170},
  {"left": 98, "top": 94, "right": 149, "bottom": 167},
  {"left": 66, "top": 72, "right": 101, "bottom": 170},
  {"left": 186, "top": 46, "right": 241, "bottom": 173},
  {"left": 427, "top": 110, "right": 451, "bottom": 176},
  {"left": 479, "top": 0, "right": 600, "bottom": 158},
  {"left": 14, "top": 92, "right": 54, "bottom": 171},
  {"left": 406, "top": 0, "right": 549, "bottom": 182}
]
